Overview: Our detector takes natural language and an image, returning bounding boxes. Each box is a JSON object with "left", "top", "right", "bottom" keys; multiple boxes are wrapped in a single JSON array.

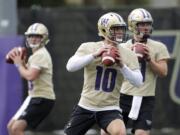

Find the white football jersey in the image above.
[
  {"left": 73, "top": 41, "right": 139, "bottom": 110},
  {"left": 121, "top": 39, "right": 170, "bottom": 96},
  {"left": 27, "top": 47, "right": 55, "bottom": 100}
]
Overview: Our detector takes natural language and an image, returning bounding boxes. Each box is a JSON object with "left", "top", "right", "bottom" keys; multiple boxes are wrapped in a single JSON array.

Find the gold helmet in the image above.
[
  {"left": 128, "top": 8, "right": 153, "bottom": 36},
  {"left": 25, "top": 23, "right": 49, "bottom": 48},
  {"left": 98, "top": 12, "right": 127, "bottom": 44}
]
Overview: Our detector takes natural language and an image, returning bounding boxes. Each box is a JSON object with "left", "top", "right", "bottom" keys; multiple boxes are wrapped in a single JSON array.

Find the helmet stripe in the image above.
[
  {"left": 140, "top": 9, "right": 146, "bottom": 18},
  {"left": 146, "top": 12, "right": 151, "bottom": 18},
  {"left": 140, "top": 9, "right": 150, "bottom": 19},
  {"left": 31, "top": 23, "right": 38, "bottom": 32},
  {"left": 114, "top": 13, "right": 123, "bottom": 22}
]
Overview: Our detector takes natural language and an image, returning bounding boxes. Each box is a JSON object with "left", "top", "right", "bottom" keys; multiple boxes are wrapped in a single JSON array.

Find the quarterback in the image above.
[
  {"left": 120, "top": 8, "right": 170, "bottom": 135},
  {"left": 7, "top": 23, "right": 56, "bottom": 135},
  {"left": 64, "top": 12, "right": 143, "bottom": 135}
]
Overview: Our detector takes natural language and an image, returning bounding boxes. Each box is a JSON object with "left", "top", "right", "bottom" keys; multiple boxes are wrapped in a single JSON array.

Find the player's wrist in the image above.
[
  {"left": 119, "top": 63, "right": 125, "bottom": 69},
  {"left": 15, "top": 64, "right": 21, "bottom": 68},
  {"left": 118, "top": 63, "right": 124, "bottom": 68},
  {"left": 92, "top": 53, "right": 98, "bottom": 59},
  {"left": 14, "top": 62, "right": 23, "bottom": 68},
  {"left": 146, "top": 57, "right": 151, "bottom": 62}
]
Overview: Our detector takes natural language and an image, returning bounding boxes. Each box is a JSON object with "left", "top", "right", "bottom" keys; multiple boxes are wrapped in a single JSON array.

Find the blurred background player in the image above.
[
  {"left": 7, "top": 23, "right": 56, "bottom": 135},
  {"left": 119, "top": 8, "right": 170, "bottom": 135},
  {"left": 101, "top": 8, "right": 170, "bottom": 135},
  {"left": 64, "top": 12, "right": 143, "bottom": 135}
]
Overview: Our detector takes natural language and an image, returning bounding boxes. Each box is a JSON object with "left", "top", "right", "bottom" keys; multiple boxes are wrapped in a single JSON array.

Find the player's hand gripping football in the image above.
[
  {"left": 111, "top": 47, "right": 124, "bottom": 68},
  {"left": 7, "top": 47, "right": 27, "bottom": 66},
  {"left": 92, "top": 46, "right": 110, "bottom": 58},
  {"left": 132, "top": 43, "right": 151, "bottom": 62},
  {"left": 143, "top": 45, "right": 151, "bottom": 62}
]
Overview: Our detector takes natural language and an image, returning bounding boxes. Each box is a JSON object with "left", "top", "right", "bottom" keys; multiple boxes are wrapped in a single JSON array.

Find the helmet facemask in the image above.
[
  {"left": 135, "top": 21, "right": 153, "bottom": 40},
  {"left": 26, "top": 34, "right": 49, "bottom": 49},
  {"left": 108, "top": 25, "right": 127, "bottom": 44}
]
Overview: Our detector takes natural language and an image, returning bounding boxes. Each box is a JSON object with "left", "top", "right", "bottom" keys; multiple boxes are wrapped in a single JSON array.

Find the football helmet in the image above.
[
  {"left": 25, "top": 23, "right": 49, "bottom": 48},
  {"left": 128, "top": 8, "right": 153, "bottom": 38},
  {"left": 98, "top": 12, "right": 127, "bottom": 44}
]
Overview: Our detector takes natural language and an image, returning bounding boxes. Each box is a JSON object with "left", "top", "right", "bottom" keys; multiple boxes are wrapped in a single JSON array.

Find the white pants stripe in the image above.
[{"left": 12, "top": 96, "right": 31, "bottom": 120}]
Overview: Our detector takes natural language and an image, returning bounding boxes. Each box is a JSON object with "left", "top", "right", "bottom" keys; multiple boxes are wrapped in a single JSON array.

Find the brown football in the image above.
[
  {"left": 6, "top": 47, "right": 27, "bottom": 64},
  {"left": 132, "top": 43, "right": 146, "bottom": 61},
  {"left": 102, "top": 48, "right": 117, "bottom": 66}
]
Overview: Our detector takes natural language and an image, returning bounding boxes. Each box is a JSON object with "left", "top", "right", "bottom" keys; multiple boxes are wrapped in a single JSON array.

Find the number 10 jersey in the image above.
[{"left": 74, "top": 41, "right": 139, "bottom": 111}]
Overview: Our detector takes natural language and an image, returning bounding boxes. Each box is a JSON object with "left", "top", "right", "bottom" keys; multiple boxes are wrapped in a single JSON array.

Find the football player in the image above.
[
  {"left": 64, "top": 12, "right": 143, "bottom": 135},
  {"left": 102, "top": 8, "right": 170, "bottom": 135},
  {"left": 7, "top": 23, "right": 56, "bottom": 135}
]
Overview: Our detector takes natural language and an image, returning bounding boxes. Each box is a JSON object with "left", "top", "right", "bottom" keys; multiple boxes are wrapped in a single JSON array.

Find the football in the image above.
[
  {"left": 6, "top": 47, "right": 27, "bottom": 64},
  {"left": 132, "top": 43, "right": 146, "bottom": 60},
  {"left": 101, "top": 48, "right": 117, "bottom": 66}
]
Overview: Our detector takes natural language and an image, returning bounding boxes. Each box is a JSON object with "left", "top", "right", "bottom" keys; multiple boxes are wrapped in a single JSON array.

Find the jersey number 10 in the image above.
[{"left": 95, "top": 66, "right": 117, "bottom": 92}]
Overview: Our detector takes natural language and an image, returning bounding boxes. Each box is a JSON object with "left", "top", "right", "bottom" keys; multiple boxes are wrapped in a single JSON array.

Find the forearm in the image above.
[
  {"left": 119, "top": 65, "right": 143, "bottom": 87},
  {"left": 16, "top": 64, "right": 39, "bottom": 81},
  {"left": 148, "top": 59, "right": 168, "bottom": 77},
  {"left": 16, "top": 64, "right": 30, "bottom": 80},
  {"left": 66, "top": 54, "right": 95, "bottom": 72}
]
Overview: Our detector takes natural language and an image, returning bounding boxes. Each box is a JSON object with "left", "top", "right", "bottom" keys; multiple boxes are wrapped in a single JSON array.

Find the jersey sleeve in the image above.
[
  {"left": 156, "top": 43, "right": 170, "bottom": 61},
  {"left": 75, "top": 43, "right": 91, "bottom": 56}
]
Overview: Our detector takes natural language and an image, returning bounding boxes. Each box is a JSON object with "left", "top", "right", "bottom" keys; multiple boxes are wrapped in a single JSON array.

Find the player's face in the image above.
[
  {"left": 27, "top": 35, "right": 43, "bottom": 45},
  {"left": 110, "top": 26, "right": 125, "bottom": 42},
  {"left": 137, "top": 22, "right": 152, "bottom": 36}
]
